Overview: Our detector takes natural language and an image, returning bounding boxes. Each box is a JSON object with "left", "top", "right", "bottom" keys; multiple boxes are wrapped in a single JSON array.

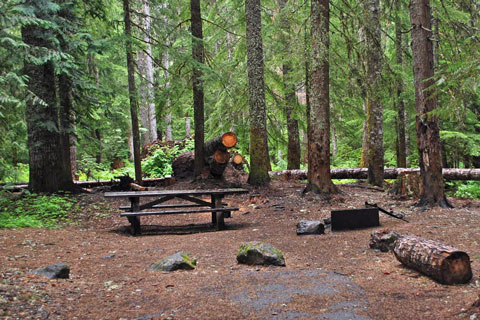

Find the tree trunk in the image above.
[
  {"left": 245, "top": 0, "right": 270, "bottom": 186},
  {"left": 279, "top": 0, "right": 300, "bottom": 170},
  {"left": 163, "top": 49, "right": 173, "bottom": 142},
  {"left": 123, "top": 0, "right": 142, "bottom": 184},
  {"left": 271, "top": 168, "right": 480, "bottom": 181},
  {"left": 58, "top": 74, "right": 75, "bottom": 182},
  {"left": 137, "top": 0, "right": 157, "bottom": 146},
  {"left": 165, "top": 113, "right": 173, "bottom": 141},
  {"left": 363, "top": 0, "right": 384, "bottom": 186},
  {"left": 95, "top": 129, "right": 102, "bottom": 163},
  {"left": 22, "top": 8, "right": 74, "bottom": 193},
  {"left": 395, "top": 0, "right": 407, "bottom": 168},
  {"left": 307, "top": 0, "right": 337, "bottom": 194},
  {"left": 410, "top": 0, "right": 450, "bottom": 207},
  {"left": 185, "top": 115, "right": 191, "bottom": 138},
  {"left": 394, "top": 235, "right": 472, "bottom": 284},
  {"left": 191, "top": 0, "right": 205, "bottom": 177}
]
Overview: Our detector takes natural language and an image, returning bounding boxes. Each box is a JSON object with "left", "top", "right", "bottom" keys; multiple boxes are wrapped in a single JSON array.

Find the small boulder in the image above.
[
  {"left": 148, "top": 252, "right": 197, "bottom": 272},
  {"left": 296, "top": 220, "right": 325, "bottom": 235},
  {"left": 30, "top": 263, "right": 70, "bottom": 279},
  {"left": 369, "top": 230, "right": 401, "bottom": 252},
  {"left": 237, "top": 241, "right": 285, "bottom": 266}
]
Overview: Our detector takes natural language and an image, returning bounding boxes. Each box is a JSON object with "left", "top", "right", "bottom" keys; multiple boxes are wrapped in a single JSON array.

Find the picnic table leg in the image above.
[
  {"left": 128, "top": 197, "right": 141, "bottom": 235},
  {"left": 211, "top": 195, "right": 217, "bottom": 225},
  {"left": 213, "top": 195, "right": 225, "bottom": 230}
]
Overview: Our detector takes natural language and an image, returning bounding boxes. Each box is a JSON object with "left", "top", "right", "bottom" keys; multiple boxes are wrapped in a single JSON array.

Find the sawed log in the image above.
[
  {"left": 393, "top": 234, "right": 472, "bottom": 284},
  {"left": 204, "top": 132, "right": 237, "bottom": 157}
]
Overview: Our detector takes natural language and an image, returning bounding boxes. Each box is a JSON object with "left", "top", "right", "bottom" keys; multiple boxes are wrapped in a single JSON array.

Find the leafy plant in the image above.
[
  {"left": 447, "top": 181, "right": 480, "bottom": 199},
  {"left": 142, "top": 138, "right": 194, "bottom": 178},
  {"left": 0, "top": 191, "right": 76, "bottom": 228}
]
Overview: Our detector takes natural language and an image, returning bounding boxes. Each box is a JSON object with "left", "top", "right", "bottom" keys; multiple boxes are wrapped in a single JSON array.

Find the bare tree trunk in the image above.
[
  {"left": 279, "top": 0, "right": 300, "bottom": 170},
  {"left": 191, "top": 0, "right": 205, "bottom": 177},
  {"left": 22, "top": 6, "right": 74, "bottom": 192},
  {"left": 163, "top": 49, "right": 173, "bottom": 142},
  {"left": 307, "top": 0, "right": 337, "bottom": 194},
  {"left": 332, "top": 123, "right": 338, "bottom": 160},
  {"left": 137, "top": 0, "right": 157, "bottom": 146},
  {"left": 395, "top": 0, "right": 407, "bottom": 168},
  {"left": 123, "top": 0, "right": 142, "bottom": 184},
  {"left": 165, "top": 113, "right": 173, "bottom": 141},
  {"left": 245, "top": 0, "right": 270, "bottom": 186},
  {"left": 363, "top": 0, "right": 384, "bottom": 186},
  {"left": 185, "top": 115, "right": 191, "bottom": 138},
  {"left": 410, "top": 0, "right": 450, "bottom": 207}
]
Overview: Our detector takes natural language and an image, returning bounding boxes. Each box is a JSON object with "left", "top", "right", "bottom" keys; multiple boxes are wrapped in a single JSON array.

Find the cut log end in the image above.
[
  {"left": 214, "top": 150, "right": 230, "bottom": 164},
  {"left": 222, "top": 132, "right": 238, "bottom": 148},
  {"left": 442, "top": 252, "right": 472, "bottom": 284},
  {"left": 232, "top": 154, "right": 244, "bottom": 165}
]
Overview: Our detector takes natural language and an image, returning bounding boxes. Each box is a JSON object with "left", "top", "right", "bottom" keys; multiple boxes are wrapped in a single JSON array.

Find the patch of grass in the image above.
[{"left": 0, "top": 191, "right": 77, "bottom": 229}]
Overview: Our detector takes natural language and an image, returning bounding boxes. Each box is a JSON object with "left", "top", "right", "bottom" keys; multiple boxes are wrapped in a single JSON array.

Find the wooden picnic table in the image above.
[{"left": 104, "top": 188, "right": 249, "bottom": 235}]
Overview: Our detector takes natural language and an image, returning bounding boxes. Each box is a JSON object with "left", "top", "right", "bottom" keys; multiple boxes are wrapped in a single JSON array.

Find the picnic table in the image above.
[{"left": 104, "top": 188, "right": 249, "bottom": 235}]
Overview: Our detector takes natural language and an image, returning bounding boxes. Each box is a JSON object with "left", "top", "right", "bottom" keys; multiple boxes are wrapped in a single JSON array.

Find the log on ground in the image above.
[
  {"left": 393, "top": 234, "right": 472, "bottom": 284},
  {"left": 204, "top": 132, "right": 237, "bottom": 156},
  {"left": 269, "top": 168, "right": 480, "bottom": 181}
]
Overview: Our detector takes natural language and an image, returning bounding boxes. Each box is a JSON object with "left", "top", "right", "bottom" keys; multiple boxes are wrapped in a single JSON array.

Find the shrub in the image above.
[{"left": 142, "top": 138, "right": 194, "bottom": 178}]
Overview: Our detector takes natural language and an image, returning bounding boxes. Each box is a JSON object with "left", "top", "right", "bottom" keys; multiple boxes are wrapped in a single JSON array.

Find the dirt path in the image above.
[{"left": 1, "top": 180, "right": 480, "bottom": 319}]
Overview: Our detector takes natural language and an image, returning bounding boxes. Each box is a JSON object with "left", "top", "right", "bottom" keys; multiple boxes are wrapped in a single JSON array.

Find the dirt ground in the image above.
[{"left": 1, "top": 178, "right": 480, "bottom": 320}]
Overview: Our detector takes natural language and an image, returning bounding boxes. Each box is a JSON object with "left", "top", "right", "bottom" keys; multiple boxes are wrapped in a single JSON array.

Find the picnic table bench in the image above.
[{"left": 104, "top": 188, "right": 249, "bottom": 235}]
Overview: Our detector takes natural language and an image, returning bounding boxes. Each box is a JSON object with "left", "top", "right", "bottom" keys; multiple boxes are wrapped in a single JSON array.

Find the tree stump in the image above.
[{"left": 393, "top": 234, "right": 472, "bottom": 284}]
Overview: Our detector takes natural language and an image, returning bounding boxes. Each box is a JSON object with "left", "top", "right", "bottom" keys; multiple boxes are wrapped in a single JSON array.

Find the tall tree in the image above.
[
  {"left": 395, "top": 0, "right": 407, "bottom": 168},
  {"left": 279, "top": 0, "right": 301, "bottom": 170},
  {"left": 123, "top": 0, "right": 142, "bottom": 183},
  {"left": 307, "top": 0, "right": 337, "bottom": 194},
  {"left": 410, "top": 0, "right": 451, "bottom": 207},
  {"left": 137, "top": 0, "right": 158, "bottom": 146},
  {"left": 22, "top": 0, "right": 74, "bottom": 193},
  {"left": 363, "top": 0, "right": 384, "bottom": 186},
  {"left": 191, "top": 0, "right": 205, "bottom": 177},
  {"left": 245, "top": 0, "right": 270, "bottom": 186}
]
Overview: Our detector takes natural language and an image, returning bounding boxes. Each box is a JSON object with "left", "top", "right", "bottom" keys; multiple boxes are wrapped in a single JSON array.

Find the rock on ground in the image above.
[
  {"left": 30, "top": 263, "right": 70, "bottom": 279},
  {"left": 237, "top": 241, "right": 285, "bottom": 266},
  {"left": 369, "top": 230, "right": 401, "bottom": 252},
  {"left": 148, "top": 252, "right": 197, "bottom": 272},
  {"left": 296, "top": 220, "right": 325, "bottom": 235}
]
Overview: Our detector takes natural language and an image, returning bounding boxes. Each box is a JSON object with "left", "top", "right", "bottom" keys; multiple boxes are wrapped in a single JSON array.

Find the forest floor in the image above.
[{"left": 1, "top": 177, "right": 480, "bottom": 320}]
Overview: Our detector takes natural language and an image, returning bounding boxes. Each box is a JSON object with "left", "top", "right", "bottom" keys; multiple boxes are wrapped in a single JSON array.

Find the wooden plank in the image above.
[
  {"left": 331, "top": 208, "right": 379, "bottom": 231},
  {"left": 119, "top": 203, "right": 206, "bottom": 210},
  {"left": 176, "top": 194, "right": 212, "bottom": 207},
  {"left": 120, "top": 207, "right": 239, "bottom": 217},
  {"left": 138, "top": 195, "right": 175, "bottom": 211},
  {"left": 104, "top": 188, "right": 249, "bottom": 198}
]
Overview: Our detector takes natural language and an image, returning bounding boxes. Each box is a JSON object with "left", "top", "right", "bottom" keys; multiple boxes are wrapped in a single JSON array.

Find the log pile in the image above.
[
  {"left": 270, "top": 168, "right": 480, "bottom": 181},
  {"left": 172, "top": 132, "right": 244, "bottom": 179},
  {"left": 393, "top": 235, "right": 472, "bottom": 284}
]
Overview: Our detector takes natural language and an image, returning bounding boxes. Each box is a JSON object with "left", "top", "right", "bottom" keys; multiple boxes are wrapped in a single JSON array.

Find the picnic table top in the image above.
[{"left": 104, "top": 188, "right": 249, "bottom": 198}]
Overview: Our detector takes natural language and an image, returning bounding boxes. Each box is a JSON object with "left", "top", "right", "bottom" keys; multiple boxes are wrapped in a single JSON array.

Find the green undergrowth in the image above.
[
  {"left": 447, "top": 181, "right": 480, "bottom": 199},
  {"left": 0, "top": 191, "right": 79, "bottom": 229}
]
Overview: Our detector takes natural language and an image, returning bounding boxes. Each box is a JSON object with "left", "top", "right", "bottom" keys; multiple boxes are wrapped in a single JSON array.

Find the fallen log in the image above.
[
  {"left": 270, "top": 168, "right": 480, "bottom": 181},
  {"left": 393, "top": 235, "right": 472, "bottom": 284}
]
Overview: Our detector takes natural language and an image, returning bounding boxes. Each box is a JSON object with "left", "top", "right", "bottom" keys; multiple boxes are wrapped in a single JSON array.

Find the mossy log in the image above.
[{"left": 393, "top": 234, "right": 472, "bottom": 284}]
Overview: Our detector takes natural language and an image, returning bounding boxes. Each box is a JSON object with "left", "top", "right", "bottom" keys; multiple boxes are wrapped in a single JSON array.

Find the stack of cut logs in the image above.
[{"left": 172, "top": 132, "right": 245, "bottom": 179}]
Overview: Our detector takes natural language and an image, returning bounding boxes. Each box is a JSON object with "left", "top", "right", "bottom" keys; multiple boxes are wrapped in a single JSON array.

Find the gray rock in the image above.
[
  {"left": 30, "top": 263, "right": 70, "bottom": 279},
  {"left": 369, "top": 230, "right": 401, "bottom": 252},
  {"left": 148, "top": 252, "right": 197, "bottom": 272},
  {"left": 237, "top": 241, "right": 285, "bottom": 266},
  {"left": 296, "top": 220, "right": 325, "bottom": 235}
]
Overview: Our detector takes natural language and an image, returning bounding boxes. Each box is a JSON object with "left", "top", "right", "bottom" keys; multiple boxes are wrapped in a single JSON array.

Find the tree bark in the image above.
[
  {"left": 123, "top": 0, "right": 142, "bottom": 184},
  {"left": 363, "top": 0, "right": 384, "bottom": 186},
  {"left": 245, "top": 0, "right": 270, "bottom": 186},
  {"left": 271, "top": 168, "right": 480, "bottom": 181},
  {"left": 279, "top": 0, "right": 300, "bottom": 170},
  {"left": 185, "top": 115, "right": 191, "bottom": 138},
  {"left": 395, "top": 0, "right": 407, "bottom": 168},
  {"left": 191, "top": 0, "right": 205, "bottom": 177},
  {"left": 307, "top": 0, "right": 337, "bottom": 194},
  {"left": 137, "top": 0, "right": 157, "bottom": 146},
  {"left": 394, "top": 234, "right": 472, "bottom": 284},
  {"left": 410, "top": 0, "right": 450, "bottom": 207},
  {"left": 22, "top": 4, "right": 74, "bottom": 193}
]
